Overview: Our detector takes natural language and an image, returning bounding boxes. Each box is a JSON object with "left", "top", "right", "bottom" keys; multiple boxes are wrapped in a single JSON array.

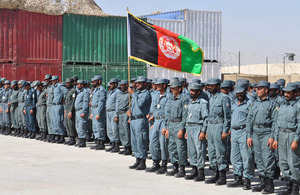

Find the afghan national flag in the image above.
[{"left": 127, "top": 12, "right": 204, "bottom": 75}]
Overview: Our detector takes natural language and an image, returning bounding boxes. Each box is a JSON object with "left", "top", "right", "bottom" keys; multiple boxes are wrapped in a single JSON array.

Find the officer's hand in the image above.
[
  {"left": 128, "top": 87, "right": 134, "bottom": 94},
  {"left": 80, "top": 113, "right": 85, "bottom": 118},
  {"left": 148, "top": 116, "right": 154, "bottom": 122},
  {"left": 184, "top": 132, "right": 187, "bottom": 139},
  {"left": 127, "top": 120, "right": 130, "bottom": 124},
  {"left": 146, "top": 115, "right": 150, "bottom": 119},
  {"left": 221, "top": 132, "right": 228, "bottom": 140},
  {"left": 30, "top": 110, "right": 34, "bottom": 115},
  {"left": 10, "top": 108, "right": 12, "bottom": 112},
  {"left": 291, "top": 141, "right": 298, "bottom": 151},
  {"left": 247, "top": 138, "right": 253, "bottom": 148},
  {"left": 5, "top": 109, "right": 9, "bottom": 113},
  {"left": 96, "top": 115, "right": 100, "bottom": 120},
  {"left": 150, "top": 125, "right": 153, "bottom": 130},
  {"left": 205, "top": 133, "right": 208, "bottom": 140},
  {"left": 267, "top": 138, "right": 274, "bottom": 150},
  {"left": 126, "top": 110, "right": 132, "bottom": 117},
  {"left": 161, "top": 128, "right": 167, "bottom": 135},
  {"left": 68, "top": 112, "right": 72, "bottom": 119},
  {"left": 273, "top": 141, "right": 278, "bottom": 149},
  {"left": 90, "top": 114, "right": 93, "bottom": 119},
  {"left": 23, "top": 110, "right": 26, "bottom": 115},
  {"left": 228, "top": 130, "right": 231, "bottom": 136},
  {"left": 114, "top": 117, "right": 118, "bottom": 123},
  {"left": 8, "top": 103, "right": 11, "bottom": 106},
  {"left": 89, "top": 102, "right": 92, "bottom": 107},
  {"left": 177, "top": 129, "right": 184, "bottom": 139},
  {"left": 199, "top": 132, "right": 205, "bottom": 141},
  {"left": 165, "top": 129, "right": 169, "bottom": 139},
  {"left": 0, "top": 108, "right": 2, "bottom": 113}
]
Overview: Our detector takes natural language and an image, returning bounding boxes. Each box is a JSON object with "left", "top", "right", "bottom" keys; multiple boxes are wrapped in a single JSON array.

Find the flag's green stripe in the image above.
[{"left": 178, "top": 35, "right": 203, "bottom": 74}]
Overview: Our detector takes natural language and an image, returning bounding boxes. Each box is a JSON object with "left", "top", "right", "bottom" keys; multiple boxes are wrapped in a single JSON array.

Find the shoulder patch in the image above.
[
  {"left": 226, "top": 102, "right": 230, "bottom": 107},
  {"left": 184, "top": 104, "right": 189, "bottom": 109},
  {"left": 275, "top": 106, "right": 280, "bottom": 111}
]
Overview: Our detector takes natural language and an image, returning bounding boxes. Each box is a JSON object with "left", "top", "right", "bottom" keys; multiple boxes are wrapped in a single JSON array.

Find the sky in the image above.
[{"left": 96, "top": 0, "right": 300, "bottom": 64}]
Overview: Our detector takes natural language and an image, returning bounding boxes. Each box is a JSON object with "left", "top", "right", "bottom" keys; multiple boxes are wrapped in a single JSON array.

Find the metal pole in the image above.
[
  {"left": 238, "top": 51, "right": 241, "bottom": 74},
  {"left": 283, "top": 55, "right": 286, "bottom": 75},
  {"left": 266, "top": 57, "right": 268, "bottom": 76}
]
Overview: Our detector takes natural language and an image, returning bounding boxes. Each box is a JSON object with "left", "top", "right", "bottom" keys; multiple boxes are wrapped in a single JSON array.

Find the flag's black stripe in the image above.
[{"left": 129, "top": 14, "right": 158, "bottom": 65}]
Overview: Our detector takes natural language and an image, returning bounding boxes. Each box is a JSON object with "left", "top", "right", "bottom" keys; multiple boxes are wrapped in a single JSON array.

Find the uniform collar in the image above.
[
  {"left": 257, "top": 96, "right": 269, "bottom": 102},
  {"left": 234, "top": 96, "right": 249, "bottom": 106},
  {"left": 172, "top": 93, "right": 182, "bottom": 100}
]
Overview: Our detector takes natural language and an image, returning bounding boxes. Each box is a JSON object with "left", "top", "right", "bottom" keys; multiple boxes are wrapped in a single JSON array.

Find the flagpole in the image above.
[{"left": 127, "top": 7, "right": 131, "bottom": 109}]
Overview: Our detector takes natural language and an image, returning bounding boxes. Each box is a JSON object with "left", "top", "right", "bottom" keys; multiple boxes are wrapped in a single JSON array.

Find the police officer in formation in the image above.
[{"left": 1, "top": 74, "right": 300, "bottom": 195}]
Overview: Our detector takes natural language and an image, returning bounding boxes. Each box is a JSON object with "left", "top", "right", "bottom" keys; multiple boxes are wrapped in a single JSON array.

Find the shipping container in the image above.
[
  {"left": 0, "top": 9, "right": 63, "bottom": 64},
  {"left": 62, "top": 64, "right": 147, "bottom": 88},
  {"left": 147, "top": 62, "right": 220, "bottom": 82},
  {"left": 0, "top": 62, "right": 62, "bottom": 81},
  {"left": 0, "top": 10, "right": 17, "bottom": 63},
  {"left": 143, "top": 9, "right": 222, "bottom": 62},
  {"left": 63, "top": 14, "right": 144, "bottom": 65}
]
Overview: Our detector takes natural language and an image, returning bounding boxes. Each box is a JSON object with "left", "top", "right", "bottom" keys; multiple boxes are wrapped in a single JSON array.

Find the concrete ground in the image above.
[{"left": 0, "top": 135, "right": 284, "bottom": 195}]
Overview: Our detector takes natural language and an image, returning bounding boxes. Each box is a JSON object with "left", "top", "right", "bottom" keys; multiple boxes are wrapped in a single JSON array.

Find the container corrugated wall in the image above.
[
  {"left": 62, "top": 64, "right": 147, "bottom": 88},
  {"left": 0, "top": 9, "right": 63, "bottom": 64},
  {"left": 147, "top": 62, "right": 220, "bottom": 82},
  {"left": 143, "top": 9, "right": 222, "bottom": 62},
  {"left": 0, "top": 63, "right": 62, "bottom": 81},
  {"left": 63, "top": 14, "right": 144, "bottom": 65},
  {"left": 141, "top": 10, "right": 184, "bottom": 20},
  {"left": 0, "top": 10, "right": 17, "bottom": 63}
]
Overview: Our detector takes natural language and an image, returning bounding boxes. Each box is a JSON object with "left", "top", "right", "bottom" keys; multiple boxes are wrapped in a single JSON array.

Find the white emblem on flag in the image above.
[{"left": 159, "top": 35, "right": 181, "bottom": 59}]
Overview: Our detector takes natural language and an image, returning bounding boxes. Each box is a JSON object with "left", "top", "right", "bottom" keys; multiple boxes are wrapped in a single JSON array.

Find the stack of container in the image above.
[
  {"left": 62, "top": 14, "right": 147, "bottom": 86},
  {"left": 141, "top": 9, "right": 222, "bottom": 81},
  {"left": 0, "top": 9, "right": 63, "bottom": 81}
]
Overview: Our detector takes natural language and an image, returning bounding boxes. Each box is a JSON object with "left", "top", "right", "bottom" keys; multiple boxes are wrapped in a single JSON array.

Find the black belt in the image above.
[
  {"left": 75, "top": 108, "right": 82, "bottom": 111},
  {"left": 232, "top": 125, "right": 246, "bottom": 130},
  {"left": 119, "top": 110, "right": 127, "bottom": 114},
  {"left": 92, "top": 105, "right": 98, "bottom": 108},
  {"left": 2, "top": 101, "right": 8, "bottom": 103},
  {"left": 25, "top": 104, "right": 32, "bottom": 107},
  {"left": 38, "top": 105, "right": 46, "bottom": 107},
  {"left": 209, "top": 120, "right": 223, "bottom": 124},
  {"left": 130, "top": 115, "right": 146, "bottom": 120},
  {"left": 155, "top": 116, "right": 165, "bottom": 120},
  {"left": 254, "top": 124, "right": 271, "bottom": 128},
  {"left": 107, "top": 109, "right": 115, "bottom": 112},
  {"left": 187, "top": 122, "right": 202, "bottom": 126},
  {"left": 170, "top": 118, "right": 181, "bottom": 123},
  {"left": 53, "top": 103, "right": 62, "bottom": 105},
  {"left": 280, "top": 128, "right": 295, "bottom": 133},
  {"left": 149, "top": 113, "right": 153, "bottom": 115}
]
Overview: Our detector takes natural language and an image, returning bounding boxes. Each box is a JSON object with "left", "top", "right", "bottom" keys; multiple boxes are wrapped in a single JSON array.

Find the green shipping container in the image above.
[
  {"left": 62, "top": 64, "right": 147, "bottom": 88},
  {"left": 63, "top": 14, "right": 144, "bottom": 65}
]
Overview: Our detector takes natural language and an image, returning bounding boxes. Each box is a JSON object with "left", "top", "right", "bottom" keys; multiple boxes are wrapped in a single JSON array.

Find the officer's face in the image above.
[
  {"left": 4, "top": 84, "right": 10, "bottom": 89},
  {"left": 66, "top": 82, "right": 72, "bottom": 88},
  {"left": 11, "top": 84, "right": 17, "bottom": 90},
  {"left": 130, "top": 81, "right": 136, "bottom": 89},
  {"left": 110, "top": 82, "right": 117, "bottom": 90},
  {"left": 268, "top": 89, "right": 278, "bottom": 97},
  {"left": 152, "top": 83, "right": 157, "bottom": 90},
  {"left": 207, "top": 84, "right": 219, "bottom": 94},
  {"left": 77, "top": 83, "right": 84, "bottom": 90},
  {"left": 220, "top": 87, "right": 230, "bottom": 95},
  {"left": 236, "top": 91, "right": 246, "bottom": 101},
  {"left": 52, "top": 79, "right": 58, "bottom": 85},
  {"left": 284, "top": 91, "right": 296, "bottom": 101},
  {"left": 120, "top": 84, "right": 128, "bottom": 92},
  {"left": 156, "top": 84, "right": 166, "bottom": 92},
  {"left": 18, "top": 84, "right": 22, "bottom": 88},
  {"left": 256, "top": 87, "right": 268, "bottom": 98},
  {"left": 45, "top": 78, "right": 51, "bottom": 85},
  {"left": 136, "top": 82, "right": 146, "bottom": 90},
  {"left": 170, "top": 87, "right": 181, "bottom": 96},
  {"left": 190, "top": 89, "right": 200, "bottom": 99}
]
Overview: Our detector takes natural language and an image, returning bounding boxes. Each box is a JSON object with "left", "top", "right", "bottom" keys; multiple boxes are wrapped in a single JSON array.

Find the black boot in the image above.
[
  {"left": 166, "top": 163, "right": 179, "bottom": 176},
  {"left": 47, "top": 134, "right": 53, "bottom": 142},
  {"left": 129, "top": 158, "right": 140, "bottom": 169},
  {"left": 90, "top": 139, "right": 99, "bottom": 150},
  {"left": 123, "top": 146, "right": 132, "bottom": 155},
  {"left": 205, "top": 170, "right": 219, "bottom": 184},
  {"left": 156, "top": 160, "right": 168, "bottom": 175},
  {"left": 78, "top": 139, "right": 86, "bottom": 147},
  {"left": 29, "top": 132, "right": 36, "bottom": 139},
  {"left": 67, "top": 137, "right": 76, "bottom": 146},
  {"left": 95, "top": 141, "right": 105, "bottom": 150},
  {"left": 145, "top": 160, "right": 161, "bottom": 173},
  {"left": 136, "top": 159, "right": 146, "bottom": 170},
  {"left": 0, "top": 126, "right": 4, "bottom": 134},
  {"left": 243, "top": 178, "right": 251, "bottom": 190},
  {"left": 17, "top": 128, "right": 24, "bottom": 137},
  {"left": 175, "top": 165, "right": 186, "bottom": 178},
  {"left": 185, "top": 166, "right": 198, "bottom": 180},
  {"left": 13, "top": 128, "right": 20, "bottom": 136},
  {"left": 252, "top": 176, "right": 266, "bottom": 192},
  {"left": 4, "top": 127, "right": 11, "bottom": 135},
  {"left": 194, "top": 168, "right": 205, "bottom": 182},
  {"left": 86, "top": 132, "right": 94, "bottom": 142},
  {"left": 25, "top": 131, "right": 32, "bottom": 138},
  {"left": 57, "top": 135, "right": 65, "bottom": 144},
  {"left": 215, "top": 170, "right": 227, "bottom": 185},
  {"left": 36, "top": 132, "right": 43, "bottom": 140},
  {"left": 291, "top": 182, "right": 299, "bottom": 195},
  {"left": 262, "top": 177, "right": 274, "bottom": 194},
  {"left": 41, "top": 132, "right": 48, "bottom": 141},
  {"left": 276, "top": 180, "right": 293, "bottom": 195},
  {"left": 51, "top": 135, "right": 59, "bottom": 143},
  {"left": 227, "top": 175, "right": 243, "bottom": 187},
  {"left": 274, "top": 166, "right": 281, "bottom": 180},
  {"left": 105, "top": 142, "right": 115, "bottom": 152},
  {"left": 118, "top": 147, "right": 125, "bottom": 154},
  {"left": 111, "top": 142, "right": 120, "bottom": 153}
]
